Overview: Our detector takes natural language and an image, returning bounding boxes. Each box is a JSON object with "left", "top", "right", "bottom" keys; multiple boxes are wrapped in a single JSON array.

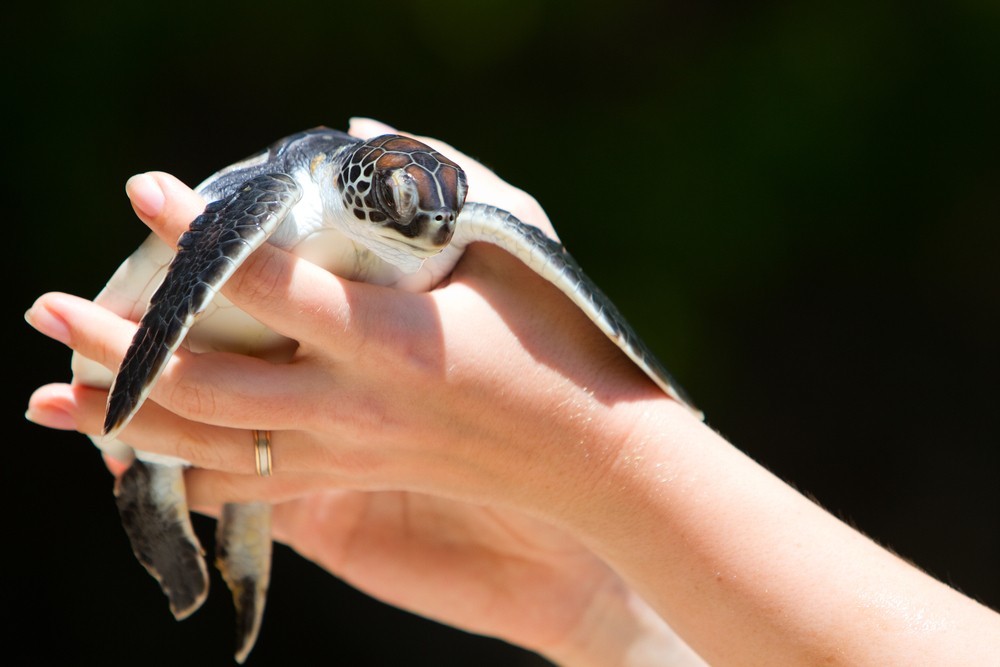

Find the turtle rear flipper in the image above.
[
  {"left": 114, "top": 459, "right": 209, "bottom": 619},
  {"left": 216, "top": 502, "right": 273, "bottom": 664}
]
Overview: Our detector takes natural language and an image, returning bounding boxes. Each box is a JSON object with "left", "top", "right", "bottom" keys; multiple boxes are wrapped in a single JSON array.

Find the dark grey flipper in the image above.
[
  {"left": 217, "top": 502, "right": 273, "bottom": 664},
  {"left": 100, "top": 173, "right": 301, "bottom": 663},
  {"left": 455, "top": 202, "right": 702, "bottom": 419},
  {"left": 114, "top": 460, "right": 209, "bottom": 619},
  {"left": 104, "top": 173, "right": 303, "bottom": 438}
]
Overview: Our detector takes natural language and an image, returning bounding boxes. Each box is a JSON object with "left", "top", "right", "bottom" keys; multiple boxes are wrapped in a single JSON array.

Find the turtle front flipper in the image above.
[
  {"left": 115, "top": 459, "right": 209, "bottom": 619},
  {"left": 216, "top": 502, "right": 273, "bottom": 663},
  {"left": 453, "top": 202, "right": 703, "bottom": 420},
  {"left": 104, "top": 173, "right": 302, "bottom": 439}
]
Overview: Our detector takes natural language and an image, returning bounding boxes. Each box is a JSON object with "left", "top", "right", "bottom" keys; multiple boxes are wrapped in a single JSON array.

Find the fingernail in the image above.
[
  {"left": 126, "top": 172, "right": 165, "bottom": 218},
  {"left": 25, "top": 403, "right": 77, "bottom": 430},
  {"left": 25, "top": 302, "right": 71, "bottom": 345}
]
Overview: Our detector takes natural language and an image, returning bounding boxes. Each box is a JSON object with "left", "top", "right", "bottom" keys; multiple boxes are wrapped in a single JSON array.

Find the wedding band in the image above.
[{"left": 253, "top": 430, "right": 272, "bottom": 477}]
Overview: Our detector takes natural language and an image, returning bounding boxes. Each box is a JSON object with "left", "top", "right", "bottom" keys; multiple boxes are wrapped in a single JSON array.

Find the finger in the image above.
[
  {"left": 126, "top": 171, "right": 208, "bottom": 244},
  {"left": 27, "top": 380, "right": 356, "bottom": 480},
  {"left": 26, "top": 292, "right": 323, "bottom": 431},
  {"left": 103, "top": 453, "right": 131, "bottom": 477},
  {"left": 25, "top": 383, "right": 135, "bottom": 477},
  {"left": 218, "top": 233, "right": 412, "bottom": 354},
  {"left": 347, "top": 117, "right": 398, "bottom": 139},
  {"left": 28, "top": 381, "right": 257, "bottom": 474},
  {"left": 185, "top": 468, "right": 345, "bottom": 506},
  {"left": 25, "top": 382, "right": 90, "bottom": 431},
  {"left": 27, "top": 291, "right": 134, "bottom": 372}
]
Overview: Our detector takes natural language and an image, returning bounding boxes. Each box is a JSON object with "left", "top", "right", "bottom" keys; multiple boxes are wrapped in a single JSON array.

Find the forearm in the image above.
[{"left": 555, "top": 397, "right": 1000, "bottom": 666}]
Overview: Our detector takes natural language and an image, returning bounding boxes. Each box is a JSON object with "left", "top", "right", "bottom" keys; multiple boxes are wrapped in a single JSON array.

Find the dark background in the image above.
[{"left": 6, "top": 1, "right": 998, "bottom": 665}]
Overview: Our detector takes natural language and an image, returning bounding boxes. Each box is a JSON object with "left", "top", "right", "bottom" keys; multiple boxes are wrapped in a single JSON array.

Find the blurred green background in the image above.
[{"left": 7, "top": 1, "right": 998, "bottom": 664}]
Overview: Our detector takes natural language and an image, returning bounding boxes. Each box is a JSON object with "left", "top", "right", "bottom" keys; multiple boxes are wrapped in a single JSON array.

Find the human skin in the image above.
[{"left": 25, "top": 119, "right": 1000, "bottom": 665}]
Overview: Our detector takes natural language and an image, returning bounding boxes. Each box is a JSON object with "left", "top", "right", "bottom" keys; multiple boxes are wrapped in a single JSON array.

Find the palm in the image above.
[{"left": 268, "top": 489, "right": 611, "bottom": 652}]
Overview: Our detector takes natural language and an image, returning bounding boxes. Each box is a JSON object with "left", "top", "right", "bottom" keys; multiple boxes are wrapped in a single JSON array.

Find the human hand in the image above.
[{"left": 25, "top": 119, "right": 702, "bottom": 664}]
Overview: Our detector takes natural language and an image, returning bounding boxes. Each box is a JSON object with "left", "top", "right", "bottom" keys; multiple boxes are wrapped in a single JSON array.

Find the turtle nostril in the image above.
[
  {"left": 433, "top": 218, "right": 455, "bottom": 246},
  {"left": 430, "top": 208, "right": 456, "bottom": 242}
]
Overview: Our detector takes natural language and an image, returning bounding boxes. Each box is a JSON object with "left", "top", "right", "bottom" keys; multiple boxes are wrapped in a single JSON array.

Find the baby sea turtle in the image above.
[{"left": 71, "top": 126, "right": 701, "bottom": 662}]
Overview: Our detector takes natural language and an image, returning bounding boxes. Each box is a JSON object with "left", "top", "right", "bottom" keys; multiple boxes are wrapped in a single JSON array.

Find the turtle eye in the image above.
[{"left": 379, "top": 169, "right": 418, "bottom": 224}]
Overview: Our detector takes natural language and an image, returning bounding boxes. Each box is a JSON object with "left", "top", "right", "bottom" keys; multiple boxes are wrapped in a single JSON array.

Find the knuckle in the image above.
[
  {"left": 365, "top": 305, "right": 442, "bottom": 374},
  {"left": 391, "top": 336, "right": 441, "bottom": 378},
  {"left": 323, "top": 296, "right": 365, "bottom": 356},
  {"left": 165, "top": 377, "right": 220, "bottom": 422},
  {"left": 228, "top": 247, "right": 287, "bottom": 309},
  {"left": 173, "top": 427, "right": 227, "bottom": 470}
]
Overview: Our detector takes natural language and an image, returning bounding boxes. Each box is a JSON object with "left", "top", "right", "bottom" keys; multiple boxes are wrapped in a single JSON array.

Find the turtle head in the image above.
[{"left": 336, "top": 134, "right": 467, "bottom": 271}]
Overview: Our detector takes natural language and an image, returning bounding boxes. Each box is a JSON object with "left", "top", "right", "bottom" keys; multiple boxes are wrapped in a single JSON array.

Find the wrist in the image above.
[
  {"left": 539, "top": 575, "right": 705, "bottom": 667},
  {"left": 539, "top": 391, "right": 698, "bottom": 538}
]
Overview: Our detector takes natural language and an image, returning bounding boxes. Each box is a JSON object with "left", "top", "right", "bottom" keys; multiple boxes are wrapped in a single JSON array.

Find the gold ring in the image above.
[{"left": 253, "top": 430, "right": 272, "bottom": 477}]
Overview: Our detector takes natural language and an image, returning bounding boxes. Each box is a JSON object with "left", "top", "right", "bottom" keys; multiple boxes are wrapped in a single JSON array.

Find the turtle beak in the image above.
[{"left": 428, "top": 207, "right": 457, "bottom": 247}]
